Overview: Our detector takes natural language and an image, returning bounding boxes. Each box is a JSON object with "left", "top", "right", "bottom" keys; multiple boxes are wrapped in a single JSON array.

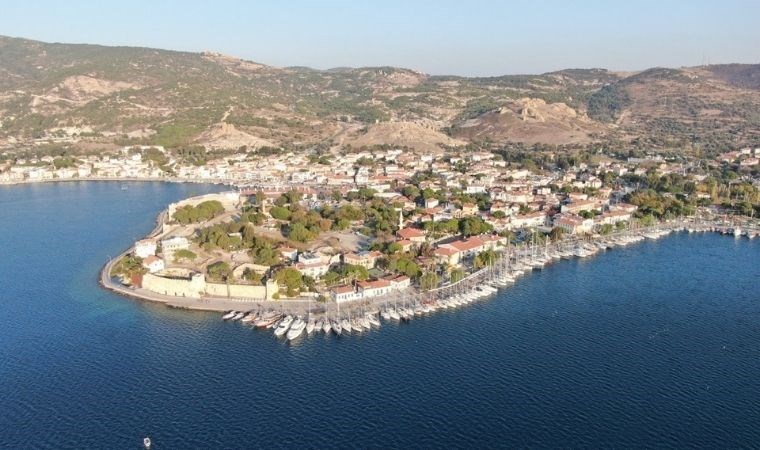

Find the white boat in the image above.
[
  {"left": 232, "top": 311, "right": 246, "bottom": 321},
  {"left": 360, "top": 316, "right": 372, "bottom": 330},
  {"left": 332, "top": 320, "right": 342, "bottom": 335},
  {"left": 388, "top": 309, "right": 401, "bottom": 321},
  {"left": 286, "top": 318, "right": 306, "bottom": 341},
  {"left": 366, "top": 314, "right": 381, "bottom": 328},
  {"left": 254, "top": 313, "right": 281, "bottom": 329},
  {"left": 143, "top": 437, "right": 151, "bottom": 449},
  {"left": 322, "top": 320, "right": 332, "bottom": 334},
  {"left": 241, "top": 312, "right": 258, "bottom": 323},
  {"left": 273, "top": 315, "right": 293, "bottom": 337},
  {"left": 381, "top": 310, "right": 391, "bottom": 321},
  {"left": 341, "top": 318, "right": 352, "bottom": 332},
  {"left": 306, "top": 319, "right": 316, "bottom": 334},
  {"left": 352, "top": 318, "right": 365, "bottom": 332},
  {"left": 222, "top": 310, "right": 237, "bottom": 320}
]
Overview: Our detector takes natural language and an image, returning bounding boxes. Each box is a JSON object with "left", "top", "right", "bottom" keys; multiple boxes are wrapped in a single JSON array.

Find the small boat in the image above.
[
  {"left": 231, "top": 311, "right": 246, "bottom": 321},
  {"left": 273, "top": 315, "right": 293, "bottom": 337},
  {"left": 306, "top": 319, "right": 316, "bottom": 334},
  {"left": 332, "top": 320, "right": 342, "bottom": 335},
  {"left": 241, "top": 312, "right": 258, "bottom": 323},
  {"left": 352, "top": 318, "right": 364, "bottom": 332},
  {"left": 341, "top": 318, "right": 352, "bottom": 333},
  {"left": 286, "top": 318, "right": 306, "bottom": 341},
  {"left": 254, "top": 312, "right": 281, "bottom": 328},
  {"left": 366, "top": 314, "right": 381, "bottom": 328},
  {"left": 359, "top": 316, "right": 371, "bottom": 330},
  {"left": 322, "top": 320, "right": 333, "bottom": 334},
  {"left": 381, "top": 310, "right": 391, "bottom": 321},
  {"left": 315, "top": 319, "right": 324, "bottom": 333},
  {"left": 143, "top": 437, "right": 151, "bottom": 449},
  {"left": 389, "top": 309, "right": 401, "bottom": 321},
  {"left": 222, "top": 310, "right": 237, "bottom": 320}
]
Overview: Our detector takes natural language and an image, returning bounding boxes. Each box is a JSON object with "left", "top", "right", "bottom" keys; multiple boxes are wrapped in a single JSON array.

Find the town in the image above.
[{"left": 53, "top": 141, "right": 756, "bottom": 339}]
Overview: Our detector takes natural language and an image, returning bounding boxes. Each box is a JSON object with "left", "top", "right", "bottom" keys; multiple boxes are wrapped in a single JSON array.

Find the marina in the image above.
[{"left": 216, "top": 218, "right": 760, "bottom": 342}]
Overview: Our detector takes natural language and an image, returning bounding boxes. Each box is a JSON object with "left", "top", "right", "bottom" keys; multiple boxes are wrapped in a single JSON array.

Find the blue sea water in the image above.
[{"left": 0, "top": 181, "right": 759, "bottom": 449}]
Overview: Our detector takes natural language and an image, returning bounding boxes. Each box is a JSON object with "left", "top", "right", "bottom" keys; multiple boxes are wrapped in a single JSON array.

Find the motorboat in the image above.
[
  {"left": 286, "top": 318, "right": 306, "bottom": 341},
  {"left": 222, "top": 310, "right": 237, "bottom": 320},
  {"left": 273, "top": 315, "right": 293, "bottom": 337}
]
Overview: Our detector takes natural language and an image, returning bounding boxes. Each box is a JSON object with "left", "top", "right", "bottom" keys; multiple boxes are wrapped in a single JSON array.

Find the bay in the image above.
[{"left": 1, "top": 181, "right": 759, "bottom": 448}]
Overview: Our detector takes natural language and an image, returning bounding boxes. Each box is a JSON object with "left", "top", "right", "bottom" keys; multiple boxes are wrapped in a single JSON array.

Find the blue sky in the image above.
[{"left": 2, "top": 0, "right": 758, "bottom": 76}]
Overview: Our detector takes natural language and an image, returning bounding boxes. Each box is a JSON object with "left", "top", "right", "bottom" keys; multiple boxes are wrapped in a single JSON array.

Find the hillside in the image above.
[{"left": 1, "top": 35, "right": 759, "bottom": 155}]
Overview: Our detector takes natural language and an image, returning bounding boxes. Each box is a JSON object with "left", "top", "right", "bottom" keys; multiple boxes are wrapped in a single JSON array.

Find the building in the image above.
[
  {"left": 343, "top": 250, "right": 382, "bottom": 269},
  {"left": 553, "top": 213, "right": 594, "bottom": 234},
  {"left": 142, "top": 255, "right": 165, "bottom": 273},
  {"left": 357, "top": 279, "right": 392, "bottom": 298},
  {"left": 397, "top": 227, "right": 427, "bottom": 243},
  {"left": 161, "top": 236, "right": 190, "bottom": 255},
  {"left": 330, "top": 285, "right": 362, "bottom": 303},
  {"left": 134, "top": 239, "right": 157, "bottom": 258}
]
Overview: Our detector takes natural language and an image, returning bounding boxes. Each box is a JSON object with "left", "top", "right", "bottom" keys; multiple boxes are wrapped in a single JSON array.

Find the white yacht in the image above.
[
  {"left": 306, "top": 319, "right": 316, "bottom": 334},
  {"left": 331, "top": 320, "right": 342, "bottom": 335},
  {"left": 222, "top": 310, "right": 237, "bottom": 320},
  {"left": 286, "top": 318, "right": 306, "bottom": 341},
  {"left": 341, "top": 318, "right": 353, "bottom": 333},
  {"left": 389, "top": 309, "right": 401, "bottom": 321},
  {"left": 273, "top": 315, "right": 293, "bottom": 337}
]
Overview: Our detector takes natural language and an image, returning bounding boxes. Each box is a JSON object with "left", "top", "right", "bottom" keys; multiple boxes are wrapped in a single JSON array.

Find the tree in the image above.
[
  {"left": 420, "top": 272, "right": 440, "bottom": 291},
  {"left": 491, "top": 210, "right": 507, "bottom": 219},
  {"left": 275, "top": 268, "right": 303, "bottom": 297},
  {"left": 287, "top": 222, "right": 314, "bottom": 243},
  {"left": 207, "top": 261, "right": 231, "bottom": 282},
  {"left": 450, "top": 268, "right": 465, "bottom": 283},
  {"left": 269, "top": 206, "right": 291, "bottom": 221},
  {"left": 549, "top": 227, "right": 567, "bottom": 242}
]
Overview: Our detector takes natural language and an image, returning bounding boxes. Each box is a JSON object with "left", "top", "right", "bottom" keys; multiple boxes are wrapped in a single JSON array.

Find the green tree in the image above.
[
  {"left": 275, "top": 267, "right": 303, "bottom": 297},
  {"left": 420, "top": 272, "right": 440, "bottom": 291}
]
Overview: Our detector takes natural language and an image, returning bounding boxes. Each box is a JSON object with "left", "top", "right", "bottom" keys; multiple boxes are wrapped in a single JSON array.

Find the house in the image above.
[
  {"left": 386, "top": 275, "right": 411, "bottom": 290},
  {"left": 134, "top": 239, "right": 157, "bottom": 258},
  {"left": 331, "top": 285, "right": 362, "bottom": 303},
  {"left": 142, "top": 255, "right": 165, "bottom": 273},
  {"left": 278, "top": 246, "right": 298, "bottom": 261},
  {"left": 433, "top": 246, "right": 460, "bottom": 266},
  {"left": 595, "top": 210, "right": 632, "bottom": 226},
  {"left": 397, "top": 227, "right": 427, "bottom": 243},
  {"left": 343, "top": 250, "right": 382, "bottom": 269},
  {"left": 294, "top": 260, "right": 330, "bottom": 279},
  {"left": 510, "top": 212, "right": 547, "bottom": 229},
  {"left": 357, "top": 279, "right": 392, "bottom": 298},
  {"left": 161, "top": 236, "right": 189, "bottom": 256},
  {"left": 553, "top": 213, "right": 594, "bottom": 234},
  {"left": 395, "top": 239, "right": 415, "bottom": 252}
]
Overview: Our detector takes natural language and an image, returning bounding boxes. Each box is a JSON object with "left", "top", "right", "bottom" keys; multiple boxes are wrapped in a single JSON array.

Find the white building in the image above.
[{"left": 135, "top": 239, "right": 157, "bottom": 258}]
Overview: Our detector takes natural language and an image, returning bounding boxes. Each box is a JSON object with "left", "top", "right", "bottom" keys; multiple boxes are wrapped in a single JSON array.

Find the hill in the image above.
[{"left": 1, "top": 35, "right": 759, "bottom": 155}]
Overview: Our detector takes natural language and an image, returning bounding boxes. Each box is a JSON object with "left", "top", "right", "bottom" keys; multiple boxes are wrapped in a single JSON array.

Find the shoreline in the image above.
[
  {"left": 1, "top": 176, "right": 234, "bottom": 187},
  {"left": 100, "top": 206, "right": 760, "bottom": 317}
]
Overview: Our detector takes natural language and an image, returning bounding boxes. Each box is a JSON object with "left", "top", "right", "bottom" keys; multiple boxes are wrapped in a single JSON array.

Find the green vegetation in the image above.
[
  {"left": 173, "top": 249, "right": 197, "bottom": 262},
  {"left": 172, "top": 200, "right": 225, "bottom": 224},
  {"left": 207, "top": 261, "right": 232, "bottom": 282},
  {"left": 110, "top": 255, "right": 145, "bottom": 278},
  {"left": 587, "top": 84, "right": 631, "bottom": 122}
]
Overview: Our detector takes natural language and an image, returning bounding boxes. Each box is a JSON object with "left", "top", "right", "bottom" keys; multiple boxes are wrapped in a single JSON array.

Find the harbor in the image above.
[{"left": 206, "top": 217, "right": 760, "bottom": 342}]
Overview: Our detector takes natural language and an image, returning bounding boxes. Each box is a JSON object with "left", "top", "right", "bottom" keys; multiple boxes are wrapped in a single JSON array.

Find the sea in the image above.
[{"left": 1, "top": 181, "right": 759, "bottom": 448}]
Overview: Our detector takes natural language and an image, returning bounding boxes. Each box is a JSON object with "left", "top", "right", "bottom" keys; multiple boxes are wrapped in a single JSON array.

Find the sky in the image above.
[{"left": 1, "top": 0, "right": 759, "bottom": 76}]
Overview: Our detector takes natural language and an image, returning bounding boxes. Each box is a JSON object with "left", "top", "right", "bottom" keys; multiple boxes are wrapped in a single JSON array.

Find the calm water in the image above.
[{"left": 1, "top": 182, "right": 759, "bottom": 449}]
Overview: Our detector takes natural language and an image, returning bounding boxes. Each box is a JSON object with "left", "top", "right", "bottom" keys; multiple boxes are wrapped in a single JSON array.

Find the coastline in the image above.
[
  {"left": 100, "top": 204, "right": 760, "bottom": 316},
  {"left": 1, "top": 176, "right": 234, "bottom": 187}
]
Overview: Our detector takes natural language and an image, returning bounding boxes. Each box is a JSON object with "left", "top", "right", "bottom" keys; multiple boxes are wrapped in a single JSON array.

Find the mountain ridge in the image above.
[{"left": 1, "top": 35, "right": 759, "bottom": 155}]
